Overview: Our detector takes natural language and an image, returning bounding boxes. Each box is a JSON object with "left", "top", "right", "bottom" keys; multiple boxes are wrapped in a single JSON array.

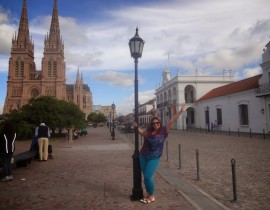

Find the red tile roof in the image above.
[{"left": 197, "top": 74, "right": 261, "bottom": 102}]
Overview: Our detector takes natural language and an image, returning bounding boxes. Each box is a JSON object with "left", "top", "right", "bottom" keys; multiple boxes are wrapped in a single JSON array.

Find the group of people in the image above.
[
  {"left": 133, "top": 105, "right": 186, "bottom": 204},
  {"left": 0, "top": 122, "right": 52, "bottom": 182}
]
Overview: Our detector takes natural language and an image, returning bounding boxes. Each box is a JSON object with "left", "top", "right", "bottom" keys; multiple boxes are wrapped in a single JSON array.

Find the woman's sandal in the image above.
[{"left": 140, "top": 196, "right": 155, "bottom": 204}]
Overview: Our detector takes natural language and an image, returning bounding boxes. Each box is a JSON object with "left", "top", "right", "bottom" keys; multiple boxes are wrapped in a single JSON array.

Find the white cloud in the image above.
[
  {"left": 0, "top": 7, "right": 16, "bottom": 55},
  {"left": 243, "top": 67, "right": 262, "bottom": 78},
  {"left": 93, "top": 71, "right": 134, "bottom": 87},
  {"left": 117, "top": 89, "right": 155, "bottom": 115}
]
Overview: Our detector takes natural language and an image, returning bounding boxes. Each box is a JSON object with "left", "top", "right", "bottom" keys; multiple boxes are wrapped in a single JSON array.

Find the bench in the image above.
[{"left": 13, "top": 150, "right": 38, "bottom": 168}]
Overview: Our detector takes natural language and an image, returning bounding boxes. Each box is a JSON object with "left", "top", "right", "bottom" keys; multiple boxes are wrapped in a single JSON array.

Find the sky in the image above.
[{"left": 0, "top": 0, "right": 269, "bottom": 115}]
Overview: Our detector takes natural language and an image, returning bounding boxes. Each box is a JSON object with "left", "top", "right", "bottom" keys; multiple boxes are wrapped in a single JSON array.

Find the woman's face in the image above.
[{"left": 152, "top": 119, "right": 160, "bottom": 131}]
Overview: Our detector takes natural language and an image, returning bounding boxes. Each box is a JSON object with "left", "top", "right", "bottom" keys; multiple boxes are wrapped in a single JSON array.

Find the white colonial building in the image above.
[
  {"left": 156, "top": 39, "right": 270, "bottom": 134},
  {"left": 156, "top": 67, "right": 233, "bottom": 130}
]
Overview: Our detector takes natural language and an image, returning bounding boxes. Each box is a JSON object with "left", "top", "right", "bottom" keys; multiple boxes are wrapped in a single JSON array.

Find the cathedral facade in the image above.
[{"left": 3, "top": 0, "right": 93, "bottom": 117}]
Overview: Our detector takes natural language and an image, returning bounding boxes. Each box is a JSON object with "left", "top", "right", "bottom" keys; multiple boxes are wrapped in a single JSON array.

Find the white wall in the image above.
[{"left": 195, "top": 89, "right": 266, "bottom": 133}]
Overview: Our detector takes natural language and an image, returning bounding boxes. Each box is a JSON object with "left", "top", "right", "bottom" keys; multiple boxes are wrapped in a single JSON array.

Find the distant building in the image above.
[
  {"left": 156, "top": 66, "right": 233, "bottom": 130},
  {"left": 156, "top": 39, "right": 270, "bottom": 134},
  {"left": 93, "top": 105, "right": 116, "bottom": 122},
  {"left": 138, "top": 99, "right": 156, "bottom": 126},
  {"left": 3, "top": 0, "right": 93, "bottom": 117}
]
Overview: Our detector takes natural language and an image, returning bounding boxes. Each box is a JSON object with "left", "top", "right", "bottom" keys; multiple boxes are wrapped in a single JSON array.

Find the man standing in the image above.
[{"left": 35, "top": 123, "right": 50, "bottom": 161}]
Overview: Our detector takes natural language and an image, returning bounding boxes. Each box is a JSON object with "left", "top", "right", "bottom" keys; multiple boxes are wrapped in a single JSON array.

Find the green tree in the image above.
[
  {"left": 5, "top": 96, "right": 85, "bottom": 138},
  {"left": 87, "top": 112, "right": 106, "bottom": 124},
  {"left": 87, "top": 112, "right": 98, "bottom": 123},
  {"left": 97, "top": 113, "right": 107, "bottom": 123}
]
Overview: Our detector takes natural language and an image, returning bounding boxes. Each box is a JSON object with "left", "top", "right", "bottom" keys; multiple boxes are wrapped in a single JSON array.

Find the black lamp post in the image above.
[
  {"left": 129, "top": 27, "right": 144, "bottom": 200},
  {"left": 111, "top": 102, "right": 115, "bottom": 140},
  {"left": 109, "top": 111, "right": 112, "bottom": 132}
]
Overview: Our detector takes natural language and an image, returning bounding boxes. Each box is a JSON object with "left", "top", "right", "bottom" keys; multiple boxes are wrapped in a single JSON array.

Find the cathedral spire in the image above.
[
  {"left": 12, "top": 0, "right": 33, "bottom": 54},
  {"left": 44, "top": 0, "right": 64, "bottom": 54},
  {"left": 17, "top": 0, "right": 30, "bottom": 43},
  {"left": 49, "top": 0, "right": 60, "bottom": 41},
  {"left": 76, "top": 67, "right": 80, "bottom": 83}
]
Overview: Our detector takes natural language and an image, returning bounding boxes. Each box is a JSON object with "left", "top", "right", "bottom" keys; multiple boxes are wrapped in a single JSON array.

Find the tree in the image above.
[
  {"left": 5, "top": 96, "right": 85, "bottom": 138},
  {"left": 87, "top": 112, "right": 98, "bottom": 123},
  {"left": 87, "top": 112, "right": 106, "bottom": 124}
]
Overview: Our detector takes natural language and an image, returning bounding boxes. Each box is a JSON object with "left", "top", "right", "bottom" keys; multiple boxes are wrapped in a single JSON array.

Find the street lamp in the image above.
[
  {"left": 129, "top": 27, "right": 144, "bottom": 200},
  {"left": 111, "top": 102, "right": 116, "bottom": 140},
  {"left": 109, "top": 111, "right": 112, "bottom": 132}
]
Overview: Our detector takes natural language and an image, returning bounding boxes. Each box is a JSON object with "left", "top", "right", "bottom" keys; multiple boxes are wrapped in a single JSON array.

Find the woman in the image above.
[
  {"left": 0, "top": 121, "right": 16, "bottom": 182},
  {"left": 134, "top": 105, "right": 185, "bottom": 204}
]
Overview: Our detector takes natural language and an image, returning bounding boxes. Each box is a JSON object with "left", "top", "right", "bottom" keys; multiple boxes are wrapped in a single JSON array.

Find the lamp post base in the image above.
[
  {"left": 130, "top": 188, "right": 144, "bottom": 201},
  {"left": 130, "top": 152, "right": 143, "bottom": 201}
]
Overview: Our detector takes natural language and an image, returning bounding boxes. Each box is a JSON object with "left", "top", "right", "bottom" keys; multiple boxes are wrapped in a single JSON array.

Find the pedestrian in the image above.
[
  {"left": 30, "top": 126, "right": 39, "bottom": 152},
  {"left": 133, "top": 105, "right": 186, "bottom": 204},
  {"left": 35, "top": 123, "right": 50, "bottom": 161},
  {"left": 0, "top": 121, "right": 16, "bottom": 182}
]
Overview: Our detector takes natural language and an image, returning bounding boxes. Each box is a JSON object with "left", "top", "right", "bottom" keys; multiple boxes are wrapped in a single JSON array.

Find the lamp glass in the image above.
[{"left": 129, "top": 28, "right": 144, "bottom": 59}]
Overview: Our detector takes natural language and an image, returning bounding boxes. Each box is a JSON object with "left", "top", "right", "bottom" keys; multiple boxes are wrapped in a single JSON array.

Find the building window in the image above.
[
  {"left": 53, "top": 62, "right": 57, "bottom": 77},
  {"left": 48, "top": 62, "right": 52, "bottom": 77},
  {"left": 20, "top": 61, "right": 24, "bottom": 77},
  {"left": 15, "top": 61, "right": 19, "bottom": 77},
  {"left": 239, "top": 104, "right": 249, "bottom": 125},
  {"left": 216, "top": 108, "right": 222, "bottom": 125}
]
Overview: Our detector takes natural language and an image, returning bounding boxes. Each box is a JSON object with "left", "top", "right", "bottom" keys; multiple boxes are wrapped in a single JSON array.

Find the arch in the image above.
[
  {"left": 184, "top": 85, "right": 196, "bottom": 103},
  {"left": 30, "top": 88, "right": 40, "bottom": 98}
]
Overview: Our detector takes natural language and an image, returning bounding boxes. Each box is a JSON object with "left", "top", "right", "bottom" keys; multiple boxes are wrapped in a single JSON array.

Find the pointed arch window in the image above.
[
  {"left": 15, "top": 60, "right": 19, "bottom": 78},
  {"left": 53, "top": 61, "right": 57, "bottom": 78},
  {"left": 20, "top": 61, "right": 24, "bottom": 77},
  {"left": 48, "top": 61, "right": 52, "bottom": 77}
]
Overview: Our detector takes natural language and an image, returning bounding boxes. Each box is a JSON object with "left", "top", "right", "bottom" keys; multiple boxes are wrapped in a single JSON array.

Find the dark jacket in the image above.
[
  {"left": 37, "top": 125, "right": 50, "bottom": 138},
  {"left": 0, "top": 128, "right": 16, "bottom": 155}
]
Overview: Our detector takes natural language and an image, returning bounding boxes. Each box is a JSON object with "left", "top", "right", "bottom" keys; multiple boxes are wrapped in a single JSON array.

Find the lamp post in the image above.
[
  {"left": 129, "top": 28, "right": 144, "bottom": 200},
  {"left": 109, "top": 111, "right": 112, "bottom": 132},
  {"left": 111, "top": 102, "right": 116, "bottom": 140}
]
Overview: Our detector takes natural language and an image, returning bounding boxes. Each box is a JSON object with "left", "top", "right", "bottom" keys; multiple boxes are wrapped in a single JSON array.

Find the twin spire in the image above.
[{"left": 15, "top": 0, "right": 63, "bottom": 53}]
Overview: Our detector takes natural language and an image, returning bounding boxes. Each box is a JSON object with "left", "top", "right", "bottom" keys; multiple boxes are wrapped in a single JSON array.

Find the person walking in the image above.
[
  {"left": 35, "top": 123, "right": 50, "bottom": 161},
  {"left": 0, "top": 121, "right": 16, "bottom": 182},
  {"left": 133, "top": 105, "right": 186, "bottom": 204}
]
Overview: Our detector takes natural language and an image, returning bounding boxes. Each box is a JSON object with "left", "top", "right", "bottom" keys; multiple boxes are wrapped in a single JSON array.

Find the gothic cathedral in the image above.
[{"left": 3, "top": 0, "right": 93, "bottom": 117}]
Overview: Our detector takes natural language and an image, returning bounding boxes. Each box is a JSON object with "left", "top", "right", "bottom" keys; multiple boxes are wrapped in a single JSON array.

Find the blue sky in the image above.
[{"left": 0, "top": 0, "right": 269, "bottom": 115}]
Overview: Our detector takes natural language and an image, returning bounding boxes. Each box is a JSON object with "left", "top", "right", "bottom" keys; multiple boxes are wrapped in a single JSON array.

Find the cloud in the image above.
[
  {"left": 0, "top": 7, "right": 16, "bottom": 55},
  {"left": 117, "top": 89, "right": 155, "bottom": 115},
  {"left": 93, "top": 71, "right": 134, "bottom": 87},
  {"left": 243, "top": 67, "right": 262, "bottom": 78}
]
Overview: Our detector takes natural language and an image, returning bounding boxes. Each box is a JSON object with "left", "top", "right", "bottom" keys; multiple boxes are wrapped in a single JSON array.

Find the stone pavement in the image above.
[{"left": 0, "top": 126, "right": 269, "bottom": 210}]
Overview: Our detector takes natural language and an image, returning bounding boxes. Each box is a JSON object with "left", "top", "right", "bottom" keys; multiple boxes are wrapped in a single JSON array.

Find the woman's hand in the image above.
[{"left": 133, "top": 122, "right": 138, "bottom": 128}]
